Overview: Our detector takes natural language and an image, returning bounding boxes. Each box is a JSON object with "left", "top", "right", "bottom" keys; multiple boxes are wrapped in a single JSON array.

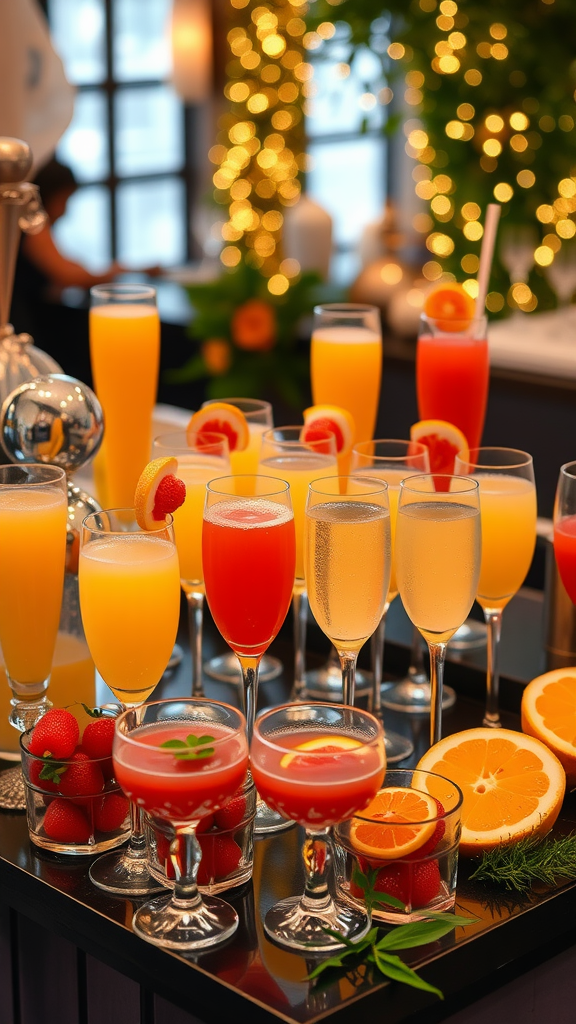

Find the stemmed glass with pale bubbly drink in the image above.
[
  {"left": 90, "top": 285, "right": 160, "bottom": 508},
  {"left": 153, "top": 432, "right": 230, "bottom": 696},
  {"left": 305, "top": 476, "right": 391, "bottom": 705},
  {"left": 259, "top": 426, "right": 338, "bottom": 697},
  {"left": 455, "top": 449, "right": 536, "bottom": 728},
  {"left": 79, "top": 510, "right": 181, "bottom": 894},
  {"left": 396, "top": 475, "right": 481, "bottom": 747}
]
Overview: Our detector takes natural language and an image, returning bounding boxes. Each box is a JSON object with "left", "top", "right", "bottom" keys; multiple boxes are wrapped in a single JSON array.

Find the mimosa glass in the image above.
[
  {"left": 455, "top": 449, "right": 536, "bottom": 728},
  {"left": 350, "top": 440, "right": 434, "bottom": 745},
  {"left": 114, "top": 698, "right": 248, "bottom": 950},
  {"left": 90, "top": 284, "right": 160, "bottom": 508},
  {"left": 200, "top": 398, "right": 282, "bottom": 684},
  {"left": 153, "top": 431, "right": 230, "bottom": 697},
  {"left": 79, "top": 509, "right": 181, "bottom": 895},
  {"left": 305, "top": 476, "right": 391, "bottom": 706},
  {"left": 202, "top": 475, "right": 295, "bottom": 741},
  {"left": 554, "top": 461, "right": 576, "bottom": 604},
  {"left": 259, "top": 426, "right": 337, "bottom": 698},
  {"left": 0, "top": 465, "right": 67, "bottom": 732},
  {"left": 251, "top": 702, "right": 385, "bottom": 952},
  {"left": 396, "top": 475, "right": 481, "bottom": 747}
]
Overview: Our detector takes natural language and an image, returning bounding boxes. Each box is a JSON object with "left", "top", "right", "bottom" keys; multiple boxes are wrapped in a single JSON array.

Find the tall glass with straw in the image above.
[{"left": 153, "top": 431, "right": 230, "bottom": 696}]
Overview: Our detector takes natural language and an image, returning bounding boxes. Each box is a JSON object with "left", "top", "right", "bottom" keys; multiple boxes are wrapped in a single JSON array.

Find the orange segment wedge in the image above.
[
  {"left": 134, "top": 457, "right": 184, "bottom": 531},
  {"left": 349, "top": 786, "right": 437, "bottom": 860},
  {"left": 410, "top": 419, "right": 469, "bottom": 475},
  {"left": 424, "top": 282, "right": 476, "bottom": 332},
  {"left": 302, "top": 404, "right": 355, "bottom": 456},
  {"left": 416, "top": 728, "right": 566, "bottom": 856},
  {"left": 521, "top": 667, "right": 576, "bottom": 787},
  {"left": 280, "top": 734, "right": 362, "bottom": 769},
  {"left": 187, "top": 403, "right": 249, "bottom": 453}
]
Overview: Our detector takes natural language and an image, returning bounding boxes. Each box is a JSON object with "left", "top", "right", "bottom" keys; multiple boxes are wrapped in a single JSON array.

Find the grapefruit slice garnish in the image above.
[
  {"left": 302, "top": 404, "right": 355, "bottom": 455},
  {"left": 416, "top": 727, "right": 566, "bottom": 857},
  {"left": 187, "top": 403, "right": 249, "bottom": 453},
  {"left": 134, "top": 457, "right": 186, "bottom": 531},
  {"left": 521, "top": 667, "right": 576, "bottom": 788},
  {"left": 410, "top": 419, "right": 469, "bottom": 476},
  {"left": 423, "top": 282, "right": 475, "bottom": 332},
  {"left": 348, "top": 786, "right": 438, "bottom": 860},
  {"left": 280, "top": 734, "right": 362, "bottom": 769}
]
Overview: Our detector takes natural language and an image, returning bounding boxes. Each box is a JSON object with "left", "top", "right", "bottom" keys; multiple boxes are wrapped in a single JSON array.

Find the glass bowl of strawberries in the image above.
[
  {"left": 333, "top": 769, "right": 463, "bottom": 924},
  {"left": 145, "top": 773, "right": 256, "bottom": 895},
  {"left": 20, "top": 706, "right": 130, "bottom": 855}
]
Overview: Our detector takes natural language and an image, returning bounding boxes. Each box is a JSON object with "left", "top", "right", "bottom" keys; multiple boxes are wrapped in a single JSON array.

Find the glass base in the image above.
[
  {"left": 449, "top": 620, "right": 487, "bottom": 650},
  {"left": 203, "top": 651, "right": 283, "bottom": 684},
  {"left": 167, "top": 644, "right": 184, "bottom": 671},
  {"left": 303, "top": 662, "right": 372, "bottom": 701},
  {"left": 89, "top": 847, "right": 168, "bottom": 896},
  {"left": 9, "top": 695, "right": 51, "bottom": 732},
  {"left": 381, "top": 681, "right": 456, "bottom": 714},
  {"left": 384, "top": 730, "right": 414, "bottom": 764},
  {"left": 254, "top": 798, "right": 296, "bottom": 836},
  {"left": 0, "top": 765, "right": 26, "bottom": 811},
  {"left": 133, "top": 892, "right": 238, "bottom": 951},
  {"left": 264, "top": 893, "right": 369, "bottom": 953}
]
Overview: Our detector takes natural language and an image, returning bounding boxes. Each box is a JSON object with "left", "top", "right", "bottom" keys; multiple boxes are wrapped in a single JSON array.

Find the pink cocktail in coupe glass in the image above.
[
  {"left": 554, "top": 461, "right": 576, "bottom": 603},
  {"left": 113, "top": 698, "right": 248, "bottom": 951}
]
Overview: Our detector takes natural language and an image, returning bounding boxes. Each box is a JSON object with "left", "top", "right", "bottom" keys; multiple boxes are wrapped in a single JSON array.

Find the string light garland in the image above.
[{"left": 305, "top": 0, "right": 576, "bottom": 314}]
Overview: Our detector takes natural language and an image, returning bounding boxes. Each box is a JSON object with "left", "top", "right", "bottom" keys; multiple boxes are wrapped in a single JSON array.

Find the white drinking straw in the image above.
[{"left": 476, "top": 203, "right": 501, "bottom": 315}]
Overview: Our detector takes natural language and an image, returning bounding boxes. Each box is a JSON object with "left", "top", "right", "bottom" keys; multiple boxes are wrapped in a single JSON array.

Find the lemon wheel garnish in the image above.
[{"left": 280, "top": 734, "right": 362, "bottom": 769}]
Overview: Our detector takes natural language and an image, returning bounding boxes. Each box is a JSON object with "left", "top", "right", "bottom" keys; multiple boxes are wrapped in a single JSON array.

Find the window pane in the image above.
[
  {"left": 116, "top": 178, "right": 186, "bottom": 266},
  {"left": 307, "top": 48, "right": 384, "bottom": 138},
  {"left": 56, "top": 91, "right": 109, "bottom": 183},
  {"left": 53, "top": 186, "right": 111, "bottom": 272},
  {"left": 114, "top": 86, "right": 184, "bottom": 176},
  {"left": 113, "top": 0, "right": 172, "bottom": 81},
  {"left": 307, "top": 137, "right": 385, "bottom": 249},
  {"left": 48, "top": 0, "right": 106, "bottom": 85}
]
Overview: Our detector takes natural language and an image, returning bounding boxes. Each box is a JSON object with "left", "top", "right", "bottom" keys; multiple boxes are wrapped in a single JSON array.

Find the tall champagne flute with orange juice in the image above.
[{"left": 90, "top": 284, "right": 160, "bottom": 508}]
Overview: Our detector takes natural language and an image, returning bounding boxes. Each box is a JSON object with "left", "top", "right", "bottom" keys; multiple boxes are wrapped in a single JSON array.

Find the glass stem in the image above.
[
  {"left": 370, "top": 606, "right": 389, "bottom": 715},
  {"left": 171, "top": 827, "right": 203, "bottom": 910},
  {"left": 427, "top": 641, "right": 447, "bottom": 747},
  {"left": 483, "top": 609, "right": 503, "bottom": 728},
  {"left": 291, "top": 587, "right": 308, "bottom": 702},
  {"left": 338, "top": 651, "right": 358, "bottom": 707},
  {"left": 237, "top": 655, "right": 260, "bottom": 743},
  {"left": 125, "top": 800, "right": 148, "bottom": 861},
  {"left": 300, "top": 828, "right": 333, "bottom": 913},
  {"left": 186, "top": 590, "right": 204, "bottom": 698},
  {"left": 409, "top": 625, "right": 428, "bottom": 682}
]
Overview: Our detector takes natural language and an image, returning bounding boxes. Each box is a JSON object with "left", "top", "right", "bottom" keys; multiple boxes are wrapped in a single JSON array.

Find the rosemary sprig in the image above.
[{"left": 469, "top": 832, "right": 576, "bottom": 894}]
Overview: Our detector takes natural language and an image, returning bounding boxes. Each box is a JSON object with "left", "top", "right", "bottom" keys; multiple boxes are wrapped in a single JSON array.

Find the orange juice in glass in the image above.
[{"left": 90, "top": 285, "right": 160, "bottom": 508}]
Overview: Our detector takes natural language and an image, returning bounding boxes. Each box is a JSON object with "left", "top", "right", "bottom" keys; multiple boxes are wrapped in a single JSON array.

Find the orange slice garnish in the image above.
[
  {"left": 302, "top": 404, "right": 355, "bottom": 455},
  {"left": 424, "top": 282, "right": 475, "bottom": 332},
  {"left": 410, "top": 418, "right": 469, "bottom": 475},
  {"left": 134, "top": 457, "right": 186, "bottom": 531},
  {"left": 348, "top": 786, "right": 437, "bottom": 860},
  {"left": 187, "top": 403, "right": 249, "bottom": 453},
  {"left": 522, "top": 667, "right": 576, "bottom": 788},
  {"left": 416, "top": 727, "right": 566, "bottom": 857},
  {"left": 280, "top": 734, "right": 362, "bottom": 769}
]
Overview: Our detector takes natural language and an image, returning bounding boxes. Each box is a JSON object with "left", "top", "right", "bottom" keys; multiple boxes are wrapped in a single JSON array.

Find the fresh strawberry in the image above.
[
  {"left": 81, "top": 717, "right": 116, "bottom": 759},
  {"left": 405, "top": 798, "right": 446, "bottom": 860},
  {"left": 43, "top": 799, "right": 91, "bottom": 844},
  {"left": 57, "top": 751, "right": 104, "bottom": 798},
  {"left": 28, "top": 708, "right": 79, "bottom": 759},
  {"left": 93, "top": 792, "right": 129, "bottom": 832},
  {"left": 214, "top": 792, "right": 247, "bottom": 831},
  {"left": 198, "top": 834, "right": 242, "bottom": 884},
  {"left": 153, "top": 475, "right": 186, "bottom": 520},
  {"left": 369, "top": 859, "right": 442, "bottom": 909},
  {"left": 196, "top": 813, "right": 215, "bottom": 834}
]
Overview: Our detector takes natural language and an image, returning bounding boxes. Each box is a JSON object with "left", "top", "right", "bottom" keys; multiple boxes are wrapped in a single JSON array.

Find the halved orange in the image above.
[
  {"left": 187, "top": 403, "right": 249, "bottom": 453},
  {"left": 280, "top": 734, "right": 362, "bottom": 769},
  {"left": 410, "top": 419, "right": 469, "bottom": 475},
  {"left": 134, "top": 457, "right": 186, "bottom": 531},
  {"left": 348, "top": 787, "right": 437, "bottom": 860},
  {"left": 424, "top": 282, "right": 475, "bottom": 332},
  {"left": 416, "top": 728, "right": 566, "bottom": 857},
  {"left": 302, "top": 404, "right": 355, "bottom": 456},
  {"left": 521, "top": 668, "right": 576, "bottom": 787}
]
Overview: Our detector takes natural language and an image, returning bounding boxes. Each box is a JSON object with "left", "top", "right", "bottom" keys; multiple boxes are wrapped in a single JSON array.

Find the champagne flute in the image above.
[
  {"left": 455, "top": 449, "right": 537, "bottom": 727},
  {"left": 79, "top": 509, "right": 181, "bottom": 894},
  {"left": 554, "top": 461, "right": 576, "bottom": 603},
  {"left": 305, "top": 476, "right": 391, "bottom": 706},
  {"left": 395, "top": 475, "right": 481, "bottom": 747},
  {"left": 258, "top": 426, "right": 338, "bottom": 698},
  {"left": 153, "top": 431, "right": 230, "bottom": 697}
]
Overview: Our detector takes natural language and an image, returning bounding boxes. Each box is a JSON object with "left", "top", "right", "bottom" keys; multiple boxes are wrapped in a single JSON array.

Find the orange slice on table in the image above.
[
  {"left": 134, "top": 457, "right": 186, "bottom": 531},
  {"left": 348, "top": 786, "right": 438, "bottom": 860},
  {"left": 280, "top": 734, "right": 362, "bottom": 769},
  {"left": 424, "top": 282, "right": 476, "bottom": 332},
  {"left": 416, "top": 728, "right": 566, "bottom": 857},
  {"left": 410, "top": 418, "right": 469, "bottom": 476},
  {"left": 521, "top": 667, "right": 576, "bottom": 788},
  {"left": 186, "top": 403, "right": 249, "bottom": 454},
  {"left": 302, "top": 405, "right": 355, "bottom": 457}
]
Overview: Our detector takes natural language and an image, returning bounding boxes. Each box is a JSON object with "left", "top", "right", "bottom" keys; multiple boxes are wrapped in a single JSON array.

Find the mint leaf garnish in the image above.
[{"left": 160, "top": 734, "right": 215, "bottom": 760}]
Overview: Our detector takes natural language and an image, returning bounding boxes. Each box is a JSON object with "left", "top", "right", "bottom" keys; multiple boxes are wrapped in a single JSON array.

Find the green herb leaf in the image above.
[
  {"left": 376, "top": 918, "right": 467, "bottom": 951},
  {"left": 352, "top": 865, "right": 406, "bottom": 912},
  {"left": 160, "top": 734, "right": 215, "bottom": 760},
  {"left": 469, "top": 833, "right": 576, "bottom": 894},
  {"left": 372, "top": 950, "right": 443, "bottom": 1000},
  {"left": 38, "top": 758, "right": 68, "bottom": 783}
]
